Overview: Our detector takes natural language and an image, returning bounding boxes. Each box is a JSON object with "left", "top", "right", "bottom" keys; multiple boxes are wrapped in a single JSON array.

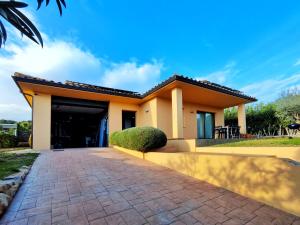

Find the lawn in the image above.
[
  {"left": 213, "top": 137, "right": 300, "bottom": 147},
  {"left": 0, "top": 153, "right": 39, "bottom": 179},
  {"left": 0, "top": 147, "right": 29, "bottom": 153}
]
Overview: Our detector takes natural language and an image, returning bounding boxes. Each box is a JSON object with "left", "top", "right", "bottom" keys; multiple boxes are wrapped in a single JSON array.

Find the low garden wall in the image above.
[
  {"left": 165, "top": 139, "right": 196, "bottom": 152},
  {"left": 113, "top": 147, "right": 300, "bottom": 217},
  {"left": 113, "top": 146, "right": 144, "bottom": 159},
  {"left": 196, "top": 146, "right": 300, "bottom": 162}
]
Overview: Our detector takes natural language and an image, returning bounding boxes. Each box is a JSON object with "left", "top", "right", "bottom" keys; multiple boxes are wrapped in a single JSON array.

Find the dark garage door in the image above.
[{"left": 51, "top": 96, "right": 108, "bottom": 149}]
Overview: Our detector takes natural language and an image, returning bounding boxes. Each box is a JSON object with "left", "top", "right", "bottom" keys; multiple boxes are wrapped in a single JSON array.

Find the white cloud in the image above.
[
  {"left": 0, "top": 33, "right": 102, "bottom": 121},
  {"left": 241, "top": 73, "right": 300, "bottom": 102},
  {"left": 101, "top": 60, "right": 163, "bottom": 93},
  {"left": 1, "top": 40, "right": 102, "bottom": 81},
  {"left": 0, "top": 25, "right": 163, "bottom": 121},
  {"left": 196, "top": 61, "right": 237, "bottom": 84}
]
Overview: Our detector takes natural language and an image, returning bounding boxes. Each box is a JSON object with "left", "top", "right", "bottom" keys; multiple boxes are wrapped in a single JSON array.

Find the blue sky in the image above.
[{"left": 1, "top": 0, "right": 300, "bottom": 120}]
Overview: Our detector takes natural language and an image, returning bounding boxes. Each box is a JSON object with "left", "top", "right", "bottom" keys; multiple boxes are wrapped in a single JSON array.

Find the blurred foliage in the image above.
[
  {"left": 0, "top": 119, "right": 31, "bottom": 144},
  {"left": 17, "top": 121, "right": 32, "bottom": 142},
  {"left": 225, "top": 88, "right": 300, "bottom": 136},
  {"left": 0, "top": 133, "right": 17, "bottom": 148}
]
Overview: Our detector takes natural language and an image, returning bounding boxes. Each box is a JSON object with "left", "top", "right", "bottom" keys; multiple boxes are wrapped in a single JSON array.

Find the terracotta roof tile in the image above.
[{"left": 12, "top": 72, "right": 256, "bottom": 101}]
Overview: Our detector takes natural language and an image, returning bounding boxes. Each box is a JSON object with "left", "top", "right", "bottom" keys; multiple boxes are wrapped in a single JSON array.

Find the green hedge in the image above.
[
  {"left": 0, "top": 133, "right": 18, "bottom": 148},
  {"left": 110, "top": 127, "right": 167, "bottom": 152}
]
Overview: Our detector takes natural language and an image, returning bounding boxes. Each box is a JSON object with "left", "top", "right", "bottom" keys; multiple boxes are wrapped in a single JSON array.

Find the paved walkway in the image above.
[{"left": 0, "top": 148, "right": 299, "bottom": 225}]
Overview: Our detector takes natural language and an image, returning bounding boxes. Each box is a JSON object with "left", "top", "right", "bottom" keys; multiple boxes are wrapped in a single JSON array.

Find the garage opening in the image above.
[{"left": 51, "top": 96, "right": 108, "bottom": 149}]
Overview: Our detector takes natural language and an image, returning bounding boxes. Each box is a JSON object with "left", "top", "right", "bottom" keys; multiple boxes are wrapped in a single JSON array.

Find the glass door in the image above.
[
  {"left": 197, "top": 112, "right": 215, "bottom": 139},
  {"left": 197, "top": 112, "right": 205, "bottom": 139}
]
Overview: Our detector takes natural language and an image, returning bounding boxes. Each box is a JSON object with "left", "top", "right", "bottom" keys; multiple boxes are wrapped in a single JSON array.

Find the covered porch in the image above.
[
  {"left": 170, "top": 87, "right": 247, "bottom": 140},
  {"left": 141, "top": 77, "right": 255, "bottom": 140}
]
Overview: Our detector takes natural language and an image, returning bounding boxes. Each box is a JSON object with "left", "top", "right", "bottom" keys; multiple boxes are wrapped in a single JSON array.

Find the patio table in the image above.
[{"left": 215, "top": 126, "right": 240, "bottom": 139}]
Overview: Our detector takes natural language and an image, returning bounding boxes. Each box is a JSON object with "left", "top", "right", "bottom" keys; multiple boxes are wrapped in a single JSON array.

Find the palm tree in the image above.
[{"left": 0, "top": 0, "right": 66, "bottom": 48}]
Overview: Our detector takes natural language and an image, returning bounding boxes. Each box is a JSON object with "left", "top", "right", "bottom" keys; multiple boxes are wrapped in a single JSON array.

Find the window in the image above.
[
  {"left": 122, "top": 111, "right": 136, "bottom": 129},
  {"left": 197, "top": 112, "right": 215, "bottom": 139}
]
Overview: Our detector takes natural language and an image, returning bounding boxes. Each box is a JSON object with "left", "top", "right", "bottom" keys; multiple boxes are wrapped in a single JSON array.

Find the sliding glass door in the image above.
[{"left": 197, "top": 112, "right": 215, "bottom": 139}]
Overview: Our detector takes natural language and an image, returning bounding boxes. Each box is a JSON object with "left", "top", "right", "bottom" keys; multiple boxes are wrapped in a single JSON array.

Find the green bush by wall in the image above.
[
  {"left": 0, "top": 133, "right": 18, "bottom": 148},
  {"left": 110, "top": 127, "right": 167, "bottom": 152}
]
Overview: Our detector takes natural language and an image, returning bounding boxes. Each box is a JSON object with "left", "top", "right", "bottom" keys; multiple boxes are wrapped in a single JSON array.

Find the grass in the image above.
[
  {"left": 213, "top": 137, "right": 300, "bottom": 147},
  {"left": 0, "top": 153, "right": 39, "bottom": 179},
  {"left": 0, "top": 147, "right": 29, "bottom": 153}
]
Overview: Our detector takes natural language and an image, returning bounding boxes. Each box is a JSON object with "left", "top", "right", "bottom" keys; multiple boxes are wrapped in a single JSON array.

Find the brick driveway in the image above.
[{"left": 0, "top": 148, "right": 299, "bottom": 225}]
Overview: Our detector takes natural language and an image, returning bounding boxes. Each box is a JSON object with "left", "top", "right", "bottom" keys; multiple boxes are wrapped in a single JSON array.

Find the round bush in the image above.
[{"left": 110, "top": 127, "right": 167, "bottom": 152}]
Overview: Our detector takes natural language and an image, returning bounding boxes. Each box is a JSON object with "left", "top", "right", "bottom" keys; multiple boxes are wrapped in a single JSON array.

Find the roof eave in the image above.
[
  {"left": 12, "top": 74, "right": 143, "bottom": 100},
  {"left": 12, "top": 72, "right": 257, "bottom": 103},
  {"left": 12, "top": 75, "right": 33, "bottom": 107},
  {"left": 142, "top": 74, "right": 257, "bottom": 102}
]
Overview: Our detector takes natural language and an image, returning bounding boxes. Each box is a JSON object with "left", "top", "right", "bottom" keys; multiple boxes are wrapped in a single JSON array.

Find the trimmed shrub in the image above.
[
  {"left": 110, "top": 127, "right": 167, "bottom": 152},
  {"left": 0, "top": 133, "right": 18, "bottom": 148}
]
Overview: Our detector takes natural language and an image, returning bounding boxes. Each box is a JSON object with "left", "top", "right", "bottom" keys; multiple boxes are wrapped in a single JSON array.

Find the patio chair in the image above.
[
  {"left": 230, "top": 126, "right": 240, "bottom": 139},
  {"left": 215, "top": 126, "right": 222, "bottom": 139},
  {"left": 216, "top": 126, "right": 228, "bottom": 139}
]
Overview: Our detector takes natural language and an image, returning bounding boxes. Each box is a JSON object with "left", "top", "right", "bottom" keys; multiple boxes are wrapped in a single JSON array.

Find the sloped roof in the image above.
[
  {"left": 143, "top": 75, "right": 256, "bottom": 101},
  {"left": 13, "top": 72, "right": 141, "bottom": 98},
  {"left": 12, "top": 72, "right": 257, "bottom": 101}
]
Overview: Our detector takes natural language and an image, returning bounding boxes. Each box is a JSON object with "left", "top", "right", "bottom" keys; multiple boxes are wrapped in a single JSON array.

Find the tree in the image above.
[
  {"left": 224, "top": 107, "right": 238, "bottom": 126},
  {"left": 0, "top": 119, "right": 16, "bottom": 124},
  {"left": 246, "top": 103, "right": 279, "bottom": 136},
  {"left": 275, "top": 89, "right": 300, "bottom": 135},
  {"left": 224, "top": 103, "right": 280, "bottom": 136},
  {"left": 17, "top": 120, "right": 32, "bottom": 141},
  {"left": 0, "top": 0, "right": 66, "bottom": 48}
]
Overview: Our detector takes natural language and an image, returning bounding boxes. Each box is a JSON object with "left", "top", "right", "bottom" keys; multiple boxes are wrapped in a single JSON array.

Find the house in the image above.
[
  {"left": 0, "top": 123, "right": 17, "bottom": 136},
  {"left": 12, "top": 72, "right": 256, "bottom": 150}
]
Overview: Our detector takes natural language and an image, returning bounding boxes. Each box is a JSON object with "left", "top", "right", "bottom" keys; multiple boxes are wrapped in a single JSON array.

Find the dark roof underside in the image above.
[{"left": 12, "top": 72, "right": 257, "bottom": 102}]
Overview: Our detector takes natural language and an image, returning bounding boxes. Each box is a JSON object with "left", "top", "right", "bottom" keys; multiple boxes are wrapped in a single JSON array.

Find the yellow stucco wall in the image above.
[
  {"left": 113, "top": 146, "right": 300, "bottom": 216},
  {"left": 196, "top": 146, "right": 300, "bottom": 162},
  {"left": 238, "top": 104, "right": 247, "bottom": 134},
  {"left": 108, "top": 101, "right": 139, "bottom": 135},
  {"left": 155, "top": 98, "right": 224, "bottom": 139},
  {"left": 171, "top": 88, "right": 184, "bottom": 138},
  {"left": 113, "top": 145, "right": 144, "bottom": 159},
  {"left": 166, "top": 139, "right": 196, "bottom": 152},
  {"left": 32, "top": 93, "right": 51, "bottom": 150},
  {"left": 144, "top": 152, "right": 300, "bottom": 216},
  {"left": 183, "top": 103, "right": 224, "bottom": 139},
  {"left": 156, "top": 98, "right": 172, "bottom": 138},
  {"left": 215, "top": 109, "right": 225, "bottom": 127},
  {"left": 31, "top": 94, "right": 227, "bottom": 149},
  {"left": 137, "top": 98, "right": 158, "bottom": 128},
  {"left": 31, "top": 91, "right": 227, "bottom": 149}
]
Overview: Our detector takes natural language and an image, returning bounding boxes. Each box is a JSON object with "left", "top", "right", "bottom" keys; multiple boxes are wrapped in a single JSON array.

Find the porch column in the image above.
[
  {"left": 32, "top": 93, "right": 51, "bottom": 150},
  {"left": 171, "top": 88, "right": 183, "bottom": 139},
  {"left": 238, "top": 104, "right": 247, "bottom": 134}
]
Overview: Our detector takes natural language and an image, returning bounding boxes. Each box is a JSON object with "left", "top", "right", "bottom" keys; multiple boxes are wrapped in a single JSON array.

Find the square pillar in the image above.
[
  {"left": 32, "top": 93, "right": 51, "bottom": 150},
  {"left": 172, "top": 88, "right": 183, "bottom": 139},
  {"left": 238, "top": 104, "right": 247, "bottom": 134},
  {"left": 215, "top": 109, "right": 225, "bottom": 127}
]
